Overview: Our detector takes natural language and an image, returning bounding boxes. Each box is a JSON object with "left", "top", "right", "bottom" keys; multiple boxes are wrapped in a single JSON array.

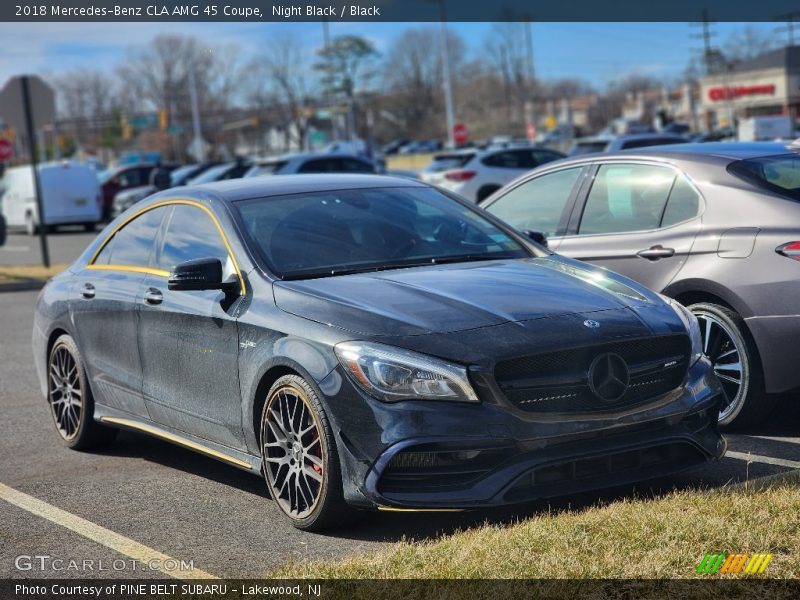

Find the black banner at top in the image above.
[{"left": 2, "top": 0, "right": 800, "bottom": 22}]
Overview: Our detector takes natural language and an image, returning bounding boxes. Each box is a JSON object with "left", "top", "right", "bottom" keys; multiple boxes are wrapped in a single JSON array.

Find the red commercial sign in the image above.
[
  {"left": 453, "top": 123, "right": 468, "bottom": 145},
  {"left": 0, "top": 138, "right": 12, "bottom": 162},
  {"left": 708, "top": 84, "right": 776, "bottom": 102}
]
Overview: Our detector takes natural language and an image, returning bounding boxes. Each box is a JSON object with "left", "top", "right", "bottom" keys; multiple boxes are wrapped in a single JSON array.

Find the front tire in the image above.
[
  {"left": 689, "top": 302, "right": 774, "bottom": 428},
  {"left": 47, "top": 334, "right": 118, "bottom": 450},
  {"left": 259, "top": 374, "right": 356, "bottom": 531}
]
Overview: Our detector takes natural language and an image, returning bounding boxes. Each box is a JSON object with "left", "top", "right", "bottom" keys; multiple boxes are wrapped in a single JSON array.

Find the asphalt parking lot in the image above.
[
  {"left": 0, "top": 229, "right": 98, "bottom": 266},
  {"left": 1, "top": 289, "right": 799, "bottom": 579}
]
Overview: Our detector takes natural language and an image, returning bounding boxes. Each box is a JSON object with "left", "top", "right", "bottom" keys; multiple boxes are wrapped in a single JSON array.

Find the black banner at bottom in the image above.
[{"left": 4, "top": 579, "right": 800, "bottom": 600}]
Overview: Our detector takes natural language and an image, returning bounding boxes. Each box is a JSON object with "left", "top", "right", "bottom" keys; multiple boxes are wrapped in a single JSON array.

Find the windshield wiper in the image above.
[{"left": 280, "top": 253, "right": 522, "bottom": 281}]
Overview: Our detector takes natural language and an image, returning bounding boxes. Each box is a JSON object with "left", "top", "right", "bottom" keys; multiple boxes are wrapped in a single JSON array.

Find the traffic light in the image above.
[{"left": 159, "top": 109, "right": 169, "bottom": 131}]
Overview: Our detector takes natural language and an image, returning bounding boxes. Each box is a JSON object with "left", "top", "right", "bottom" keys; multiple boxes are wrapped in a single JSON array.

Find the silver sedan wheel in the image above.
[
  {"left": 49, "top": 345, "right": 83, "bottom": 440},
  {"left": 693, "top": 310, "right": 747, "bottom": 423},
  {"left": 262, "top": 386, "right": 325, "bottom": 520}
]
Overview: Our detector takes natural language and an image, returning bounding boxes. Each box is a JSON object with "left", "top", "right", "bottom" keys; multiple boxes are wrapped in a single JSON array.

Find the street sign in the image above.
[
  {"left": 0, "top": 75, "right": 55, "bottom": 132},
  {"left": 0, "top": 138, "right": 12, "bottom": 161},
  {"left": 453, "top": 123, "right": 468, "bottom": 145},
  {"left": 526, "top": 121, "right": 537, "bottom": 142}
]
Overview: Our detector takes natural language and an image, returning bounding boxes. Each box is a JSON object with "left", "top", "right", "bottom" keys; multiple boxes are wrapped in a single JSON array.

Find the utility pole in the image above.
[
  {"left": 188, "top": 69, "right": 204, "bottom": 162},
  {"left": 321, "top": 18, "right": 338, "bottom": 141},
  {"left": 690, "top": 9, "right": 718, "bottom": 75},
  {"left": 776, "top": 12, "right": 800, "bottom": 46},
  {"left": 436, "top": 0, "right": 456, "bottom": 148}
]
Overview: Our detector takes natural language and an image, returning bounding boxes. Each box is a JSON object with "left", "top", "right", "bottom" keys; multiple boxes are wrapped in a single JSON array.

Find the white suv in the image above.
[{"left": 421, "top": 146, "right": 565, "bottom": 202}]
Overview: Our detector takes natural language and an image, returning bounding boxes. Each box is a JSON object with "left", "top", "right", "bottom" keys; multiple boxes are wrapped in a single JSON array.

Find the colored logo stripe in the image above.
[{"left": 697, "top": 553, "right": 773, "bottom": 575}]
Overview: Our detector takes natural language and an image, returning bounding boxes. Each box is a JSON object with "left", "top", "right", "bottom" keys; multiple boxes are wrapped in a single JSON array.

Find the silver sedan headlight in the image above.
[
  {"left": 334, "top": 341, "right": 478, "bottom": 403},
  {"left": 661, "top": 296, "right": 703, "bottom": 365}
]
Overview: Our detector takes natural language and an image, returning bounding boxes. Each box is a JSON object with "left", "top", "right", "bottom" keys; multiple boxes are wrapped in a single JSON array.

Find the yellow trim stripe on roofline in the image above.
[
  {"left": 100, "top": 416, "right": 252, "bottom": 469},
  {"left": 88, "top": 199, "right": 246, "bottom": 295},
  {"left": 86, "top": 264, "right": 171, "bottom": 278}
]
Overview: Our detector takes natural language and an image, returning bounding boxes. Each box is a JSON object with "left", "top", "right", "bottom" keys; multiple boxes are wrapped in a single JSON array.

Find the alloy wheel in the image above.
[
  {"left": 49, "top": 345, "right": 83, "bottom": 440},
  {"left": 262, "top": 386, "right": 325, "bottom": 519},
  {"left": 694, "top": 311, "right": 746, "bottom": 422}
]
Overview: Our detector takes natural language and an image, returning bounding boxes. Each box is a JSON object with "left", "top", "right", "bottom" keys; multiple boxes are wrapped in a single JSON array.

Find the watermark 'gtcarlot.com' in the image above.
[{"left": 14, "top": 554, "right": 195, "bottom": 573}]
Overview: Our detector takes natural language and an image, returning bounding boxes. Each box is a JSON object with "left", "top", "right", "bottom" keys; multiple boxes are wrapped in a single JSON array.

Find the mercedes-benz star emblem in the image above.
[
  {"left": 588, "top": 352, "right": 630, "bottom": 402},
  {"left": 583, "top": 319, "right": 601, "bottom": 329}
]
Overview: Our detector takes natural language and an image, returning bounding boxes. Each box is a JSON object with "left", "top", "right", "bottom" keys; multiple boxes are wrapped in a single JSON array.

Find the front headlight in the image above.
[
  {"left": 661, "top": 296, "right": 703, "bottom": 365},
  {"left": 334, "top": 341, "right": 479, "bottom": 403}
]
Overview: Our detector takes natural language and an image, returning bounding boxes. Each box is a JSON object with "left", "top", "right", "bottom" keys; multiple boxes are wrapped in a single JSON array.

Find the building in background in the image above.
[{"left": 700, "top": 45, "right": 800, "bottom": 129}]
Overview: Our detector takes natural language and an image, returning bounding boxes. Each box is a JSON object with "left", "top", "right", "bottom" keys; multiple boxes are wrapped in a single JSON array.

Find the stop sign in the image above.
[
  {"left": 453, "top": 123, "right": 468, "bottom": 145},
  {"left": 0, "top": 138, "right": 12, "bottom": 162}
]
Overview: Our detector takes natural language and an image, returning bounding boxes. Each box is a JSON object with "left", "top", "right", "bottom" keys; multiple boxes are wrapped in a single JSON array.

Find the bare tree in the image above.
[
  {"left": 723, "top": 26, "right": 780, "bottom": 63},
  {"left": 381, "top": 27, "right": 465, "bottom": 140},
  {"left": 118, "top": 34, "right": 240, "bottom": 157},
  {"left": 247, "top": 34, "right": 311, "bottom": 151}
]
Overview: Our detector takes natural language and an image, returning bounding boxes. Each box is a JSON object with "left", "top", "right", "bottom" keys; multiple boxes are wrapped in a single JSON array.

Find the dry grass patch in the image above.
[
  {"left": 273, "top": 473, "right": 800, "bottom": 579},
  {"left": 0, "top": 263, "right": 67, "bottom": 283}
]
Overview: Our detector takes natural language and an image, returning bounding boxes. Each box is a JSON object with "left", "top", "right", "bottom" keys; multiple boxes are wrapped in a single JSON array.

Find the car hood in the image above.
[{"left": 273, "top": 256, "right": 664, "bottom": 337}]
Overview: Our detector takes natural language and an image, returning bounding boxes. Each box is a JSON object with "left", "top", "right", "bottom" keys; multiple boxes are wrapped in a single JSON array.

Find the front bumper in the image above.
[{"left": 320, "top": 356, "right": 724, "bottom": 510}]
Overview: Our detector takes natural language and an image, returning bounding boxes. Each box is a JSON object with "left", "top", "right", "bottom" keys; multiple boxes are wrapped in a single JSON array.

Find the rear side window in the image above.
[
  {"left": 298, "top": 159, "right": 340, "bottom": 173},
  {"left": 661, "top": 176, "right": 702, "bottom": 226},
  {"left": 340, "top": 158, "right": 375, "bottom": 173},
  {"left": 93, "top": 207, "right": 167, "bottom": 266},
  {"left": 620, "top": 137, "right": 685, "bottom": 150},
  {"left": 481, "top": 150, "right": 535, "bottom": 169},
  {"left": 249, "top": 161, "right": 287, "bottom": 177},
  {"left": 570, "top": 141, "right": 609, "bottom": 156},
  {"left": 728, "top": 154, "right": 800, "bottom": 201},
  {"left": 484, "top": 167, "right": 583, "bottom": 236},
  {"left": 580, "top": 164, "right": 674, "bottom": 234}
]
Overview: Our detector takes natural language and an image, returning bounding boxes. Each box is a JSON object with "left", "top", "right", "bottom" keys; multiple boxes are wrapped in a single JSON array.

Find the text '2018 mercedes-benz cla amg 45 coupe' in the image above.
[{"left": 33, "top": 174, "right": 725, "bottom": 530}]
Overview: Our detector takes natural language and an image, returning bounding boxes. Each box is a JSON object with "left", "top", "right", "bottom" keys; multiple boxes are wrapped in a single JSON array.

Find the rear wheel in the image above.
[
  {"left": 688, "top": 302, "right": 774, "bottom": 428},
  {"left": 47, "top": 334, "right": 118, "bottom": 449},
  {"left": 83, "top": 222, "right": 96, "bottom": 233},
  {"left": 259, "top": 375, "right": 357, "bottom": 531}
]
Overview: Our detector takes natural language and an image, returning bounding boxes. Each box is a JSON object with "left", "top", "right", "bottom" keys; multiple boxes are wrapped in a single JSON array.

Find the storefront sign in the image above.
[{"left": 708, "top": 84, "right": 776, "bottom": 102}]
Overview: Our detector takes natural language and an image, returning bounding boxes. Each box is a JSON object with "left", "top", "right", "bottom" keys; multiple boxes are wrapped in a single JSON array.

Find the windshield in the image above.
[
  {"left": 423, "top": 153, "right": 475, "bottom": 173},
  {"left": 728, "top": 153, "right": 800, "bottom": 202},
  {"left": 236, "top": 186, "right": 530, "bottom": 279},
  {"left": 188, "top": 163, "right": 231, "bottom": 184}
]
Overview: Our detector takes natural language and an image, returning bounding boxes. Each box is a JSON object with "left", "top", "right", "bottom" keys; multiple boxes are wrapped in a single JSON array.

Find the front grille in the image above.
[{"left": 494, "top": 335, "right": 690, "bottom": 414}]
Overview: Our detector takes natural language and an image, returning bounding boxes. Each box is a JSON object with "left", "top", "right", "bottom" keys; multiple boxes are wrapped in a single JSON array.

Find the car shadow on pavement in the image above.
[{"left": 93, "top": 393, "right": 799, "bottom": 544}]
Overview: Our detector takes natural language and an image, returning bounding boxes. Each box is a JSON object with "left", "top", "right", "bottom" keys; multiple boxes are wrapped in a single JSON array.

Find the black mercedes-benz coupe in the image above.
[{"left": 33, "top": 174, "right": 725, "bottom": 530}]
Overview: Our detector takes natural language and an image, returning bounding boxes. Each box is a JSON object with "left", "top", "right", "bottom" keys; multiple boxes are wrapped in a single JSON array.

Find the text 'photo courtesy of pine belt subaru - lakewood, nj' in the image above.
[
  {"left": 33, "top": 174, "right": 725, "bottom": 531},
  {"left": 482, "top": 142, "right": 800, "bottom": 428}
]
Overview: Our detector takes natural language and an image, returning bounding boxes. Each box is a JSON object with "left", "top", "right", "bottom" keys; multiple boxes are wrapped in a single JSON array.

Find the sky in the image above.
[{"left": 0, "top": 21, "right": 783, "bottom": 90}]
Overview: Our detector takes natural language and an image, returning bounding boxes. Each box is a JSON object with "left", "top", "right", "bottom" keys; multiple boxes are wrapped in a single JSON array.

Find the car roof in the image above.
[
  {"left": 547, "top": 142, "right": 797, "bottom": 170},
  {"left": 162, "top": 174, "right": 425, "bottom": 203},
  {"left": 253, "top": 152, "right": 371, "bottom": 165}
]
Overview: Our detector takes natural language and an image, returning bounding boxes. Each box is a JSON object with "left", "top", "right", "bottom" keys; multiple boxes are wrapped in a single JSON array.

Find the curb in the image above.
[{"left": 0, "top": 280, "right": 46, "bottom": 293}]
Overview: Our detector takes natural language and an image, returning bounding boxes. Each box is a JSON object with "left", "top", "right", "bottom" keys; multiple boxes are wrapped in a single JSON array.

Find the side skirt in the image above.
[{"left": 94, "top": 405, "right": 263, "bottom": 475}]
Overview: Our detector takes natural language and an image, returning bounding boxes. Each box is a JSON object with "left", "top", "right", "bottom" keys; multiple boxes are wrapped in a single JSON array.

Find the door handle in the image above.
[
  {"left": 636, "top": 245, "right": 675, "bottom": 260},
  {"left": 143, "top": 288, "right": 163, "bottom": 305},
  {"left": 81, "top": 283, "right": 95, "bottom": 299}
]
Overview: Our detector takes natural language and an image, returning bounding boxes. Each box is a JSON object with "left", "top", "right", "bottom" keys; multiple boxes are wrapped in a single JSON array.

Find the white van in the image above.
[{"left": 0, "top": 162, "right": 102, "bottom": 235}]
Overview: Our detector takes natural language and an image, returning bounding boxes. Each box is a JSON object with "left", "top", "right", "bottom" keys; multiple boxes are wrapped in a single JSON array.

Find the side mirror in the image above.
[
  {"left": 522, "top": 229, "right": 548, "bottom": 248},
  {"left": 168, "top": 257, "right": 235, "bottom": 292}
]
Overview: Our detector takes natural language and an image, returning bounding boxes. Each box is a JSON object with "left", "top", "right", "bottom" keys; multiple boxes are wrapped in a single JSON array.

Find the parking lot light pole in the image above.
[
  {"left": 437, "top": 1, "right": 456, "bottom": 149},
  {"left": 21, "top": 76, "right": 49, "bottom": 268}
]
